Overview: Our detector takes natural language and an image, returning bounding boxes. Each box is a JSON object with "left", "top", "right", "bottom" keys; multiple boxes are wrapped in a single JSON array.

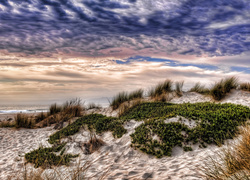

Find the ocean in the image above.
[{"left": 0, "top": 105, "right": 49, "bottom": 114}]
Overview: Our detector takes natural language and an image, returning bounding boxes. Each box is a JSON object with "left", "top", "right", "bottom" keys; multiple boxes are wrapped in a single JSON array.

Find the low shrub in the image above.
[
  {"left": 49, "top": 114, "right": 127, "bottom": 144},
  {"left": 25, "top": 143, "right": 78, "bottom": 168},
  {"left": 122, "top": 102, "right": 250, "bottom": 157},
  {"left": 131, "top": 120, "right": 186, "bottom": 157}
]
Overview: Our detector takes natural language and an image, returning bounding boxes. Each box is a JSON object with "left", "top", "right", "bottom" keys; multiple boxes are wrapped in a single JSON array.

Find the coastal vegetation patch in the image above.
[
  {"left": 121, "top": 102, "right": 250, "bottom": 157},
  {"left": 25, "top": 143, "right": 78, "bottom": 168},
  {"left": 48, "top": 114, "right": 127, "bottom": 144},
  {"left": 25, "top": 101, "right": 250, "bottom": 168}
]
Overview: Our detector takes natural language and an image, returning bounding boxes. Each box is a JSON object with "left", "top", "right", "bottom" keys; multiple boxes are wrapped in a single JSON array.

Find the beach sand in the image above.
[{"left": 1, "top": 90, "right": 250, "bottom": 179}]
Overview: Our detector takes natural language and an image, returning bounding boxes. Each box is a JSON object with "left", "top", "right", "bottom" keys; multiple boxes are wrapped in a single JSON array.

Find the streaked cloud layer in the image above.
[
  {"left": 1, "top": 0, "right": 250, "bottom": 57},
  {"left": 0, "top": 0, "right": 249, "bottom": 104}
]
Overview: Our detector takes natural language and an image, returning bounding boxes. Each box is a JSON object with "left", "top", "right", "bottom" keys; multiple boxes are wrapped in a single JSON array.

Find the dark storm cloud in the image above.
[{"left": 0, "top": 0, "right": 250, "bottom": 57}]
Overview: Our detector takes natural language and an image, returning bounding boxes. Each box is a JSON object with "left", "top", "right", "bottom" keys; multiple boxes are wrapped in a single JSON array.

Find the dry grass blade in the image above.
[
  {"left": 210, "top": 77, "right": 238, "bottom": 101},
  {"left": 87, "top": 103, "right": 101, "bottom": 110},
  {"left": 149, "top": 79, "right": 173, "bottom": 98},
  {"left": 175, "top": 81, "right": 184, "bottom": 97},
  {"left": 189, "top": 82, "right": 210, "bottom": 94},
  {"left": 240, "top": 82, "right": 250, "bottom": 92},
  {"left": 15, "top": 113, "right": 34, "bottom": 128},
  {"left": 203, "top": 125, "right": 250, "bottom": 179},
  {"left": 111, "top": 89, "right": 144, "bottom": 110}
]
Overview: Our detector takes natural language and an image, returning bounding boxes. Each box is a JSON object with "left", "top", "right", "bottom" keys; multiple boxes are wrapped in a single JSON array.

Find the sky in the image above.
[{"left": 0, "top": 0, "right": 250, "bottom": 105}]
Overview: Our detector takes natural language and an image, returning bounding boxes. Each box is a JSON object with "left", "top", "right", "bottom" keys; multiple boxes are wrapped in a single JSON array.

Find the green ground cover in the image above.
[
  {"left": 26, "top": 102, "right": 250, "bottom": 167},
  {"left": 25, "top": 143, "right": 78, "bottom": 168},
  {"left": 48, "top": 114, "right": 127, "bottom": 144},
  {"left": 121, "top": 102, "right": 250, "bottom": 157}
]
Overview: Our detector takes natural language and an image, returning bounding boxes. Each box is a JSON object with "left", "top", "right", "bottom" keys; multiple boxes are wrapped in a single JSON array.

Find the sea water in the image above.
[{"left": 0, "top": 105, "right": 49, "bottom": 114}]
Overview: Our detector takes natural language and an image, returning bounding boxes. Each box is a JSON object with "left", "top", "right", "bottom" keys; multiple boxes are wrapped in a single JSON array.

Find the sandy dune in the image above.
[{"left": 1, "top": 90, "right": 250, "bottom": 179}]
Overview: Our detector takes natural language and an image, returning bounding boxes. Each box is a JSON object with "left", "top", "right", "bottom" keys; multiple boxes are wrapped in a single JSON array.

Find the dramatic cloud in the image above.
[
  {"left": 0, "top": 0, "right": 249, "bottom": 105},
  {"left": 1, "top": 0, "right": 250, "bottom": 58}
]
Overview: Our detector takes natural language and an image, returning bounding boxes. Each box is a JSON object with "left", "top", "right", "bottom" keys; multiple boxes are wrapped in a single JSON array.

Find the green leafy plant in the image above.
[
  {"left": 123, "top": 102, "right": 250, "bottom": 157},
  {"left": 49, "top": 114, "right": 127, "bottom": 144},
  {"left": 25, "top": 143, "right": 78, "bottom": 168}
]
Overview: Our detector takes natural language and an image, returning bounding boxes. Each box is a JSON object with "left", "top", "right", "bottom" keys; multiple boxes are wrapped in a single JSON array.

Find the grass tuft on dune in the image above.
[{"left": 203, "top": 125, "right": 250, "bottom": 179}]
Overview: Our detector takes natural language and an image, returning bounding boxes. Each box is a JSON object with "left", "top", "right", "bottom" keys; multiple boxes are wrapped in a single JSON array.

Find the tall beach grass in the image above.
[
  {"left": 203, "top": 125, "right": 250, "bottom": 179},
  {"left": 189, "top": 82, "right": 210, "bottom": 94},
  {"left": 240, "top": 82, "right": 250, "bottom": 91},
  {"left": 110, "top": 89, "right": 144, "bottom": 110},
  {"left": 149, "top": 79, "right": 173, "bottom": 98},
  {"left": 210, "top": 77, "right": 238, "bottom": 100}
]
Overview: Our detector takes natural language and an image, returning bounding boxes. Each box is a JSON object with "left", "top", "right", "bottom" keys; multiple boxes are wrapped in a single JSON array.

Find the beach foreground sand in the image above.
[{"left": 0, "top": 90, "right": 250, "bottom": 179}]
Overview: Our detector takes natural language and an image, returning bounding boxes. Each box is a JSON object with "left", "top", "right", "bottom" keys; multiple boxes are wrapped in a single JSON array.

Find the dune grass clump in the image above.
[
  {"left": 128, "top": 88, "right": 144, "bottom": 100},
  {"left": 35, "top": 112, "right": 48, "bottom": 123},
  {"left": 83, "top": 132, "right": 105, "bottom": 154},
  {"left": 49, "top": 98, "right": 84, "bottom": 117},
  {"left": 0, "top": 120, "right": 15, "bottom": 128},
  {"left": 111, "top": 89, "right": 144, "bottom": 110},
  {"left": 25, "top": 143, "right": 78, "bottom": 169},
  {"left": 149, "top": 79, "right": 173, "bottom": 99},
  {"left": 118, "top": 98, "right": 143, "bottom": 117},
  {"left": 15, "top": 113, "right": 34, "bottom": 128},
  {"left": 110, "top": 92, "right": 129, "bottom": 110},
  {"left": 36, "top": 99, "right": 85, "bottom": 128},
  {"left": 49, "top": 103, "right": 62, "bottom": 115},
  {"left": 49, "top": 114, "right": 127, "bottom": 144},
  {"left": 240, "top": 82, "right": 250, "bottom": 91},
  {"left": 210, "top": 77, "right": 238, "bottom": 100},
  {"left": 175, "top": 81, "right": 184, "bottom": 97},
  {"left": 87, "top": 103, "right": 101, "bottom": 110},
  {"left": 62, "top": 98, "right": 83, "bottom": 117},
  {"left": 189, "top": 82, "right": 210, "bottom": 94},
  {"left": 121, "top": 102, "right": 250, "bottom": 157},
  {"left": 203, "top": 125, "right": 250, "bottom": 179}
]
